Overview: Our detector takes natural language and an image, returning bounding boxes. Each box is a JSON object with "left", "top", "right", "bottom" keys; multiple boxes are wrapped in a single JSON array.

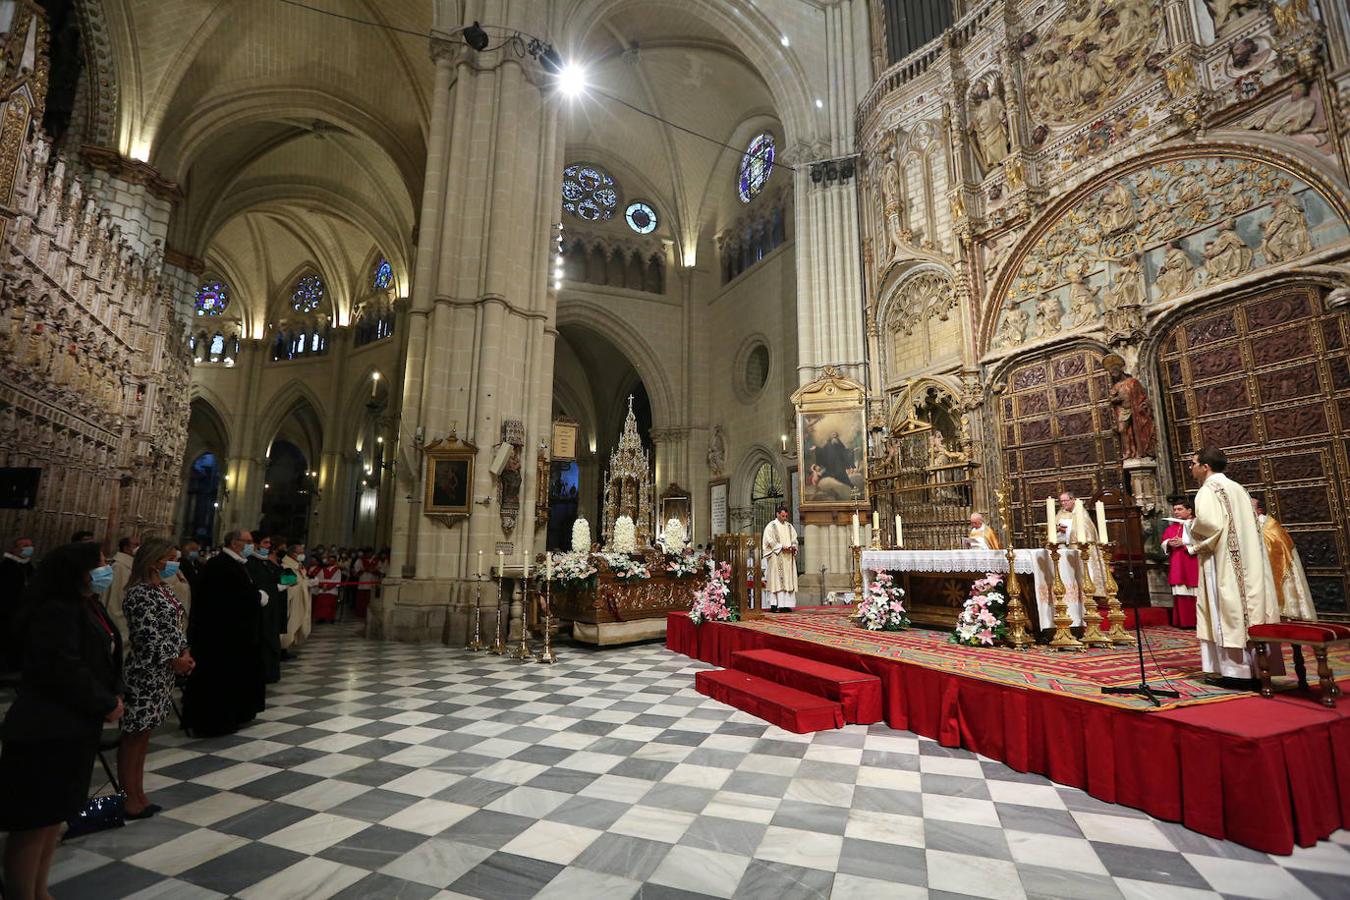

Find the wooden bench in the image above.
[{"left": 1248, "top": 621, "right": 1350, "bottom": 708}]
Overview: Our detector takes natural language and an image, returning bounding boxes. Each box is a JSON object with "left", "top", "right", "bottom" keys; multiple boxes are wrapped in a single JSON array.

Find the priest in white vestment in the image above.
[
  {"left": 281, "top": 543, "right": 313, "bottom": 650},
  {"left": 1188, "top": 447, "right": 1281, "bottom": 681},
  {"left": 967, "top": 513, "right": 1001, "bottom": 550},
  {"left": 762, "top": 505, "right": 799, "bottom": 611},
  {"left": 1055, "top": 492, "right": 1106, "bottom": 610}
]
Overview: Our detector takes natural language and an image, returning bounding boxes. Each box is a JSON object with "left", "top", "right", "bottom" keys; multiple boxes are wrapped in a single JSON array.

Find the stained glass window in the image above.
[
  {"left": 372, "top": 258, "right": 393, "bottom": 291},
  {"left": 625, "top": 201, "right": 657, "bottom": 234},
  {"left": 562, "top": 163, "right": 619, "bottom": 222},
  {"left": 194, "top": 281, "right": 229, "bottom": 316},
  {"left": 738, "top": 132, "right": 775, "bottom": 203},
  {"left": 291, "top": 273, "right": 324, "bottom": 313}
]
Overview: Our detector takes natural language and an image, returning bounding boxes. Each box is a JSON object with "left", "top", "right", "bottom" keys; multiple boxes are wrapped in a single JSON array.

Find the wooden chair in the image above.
[{"left": 1248, "top": 621, "right": 1350, "bottom": 708}]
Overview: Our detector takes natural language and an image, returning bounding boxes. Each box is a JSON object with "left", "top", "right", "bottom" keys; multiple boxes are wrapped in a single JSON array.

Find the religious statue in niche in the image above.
[
  {"left": 880, "top": 148, "right": 906, "bottom": 259},
  {"left": 1021, "top": 0, "right": 1157, "bottom": 127},
  {"left": 969, "top": 81, "right": 1009, "bottom": 173},
  {"left": 1099, "top": 181, "right": 1138, "bottom": 235},
  {"left": 706, "top": 424, "right": 727, "bottom": 476},
  {"left": 1261, "top": 194, "right": 1312, "bottom": 263},
  {"left": 1036, "top": 294, "right": 1063, "bottom": 338},
  {"left": 1103, "top": 354, "right": 1156, "bottom": 460},
  {"left": 1203, "top": 220, "right": 1253, "bottom": 281},
  {"left": 496, "top": 419, "right": 525, "bottom": 534},
  {"left": 1154, "top": 241, "right": 1196, "bottom": 300}
]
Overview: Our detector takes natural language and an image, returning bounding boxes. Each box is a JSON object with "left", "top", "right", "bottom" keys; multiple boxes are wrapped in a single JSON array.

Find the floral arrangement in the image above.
[
  {"left": 612, "top": 515, "right": 637, "bottom": 553},
  {"left": 659, "top": 517, "right": 687, "bottom": 553},
  {"left": 854, "top": 571, "right": 910, "bottom": 632},
  {"left": 951, "top": 573, "right": 1008, "bottom": 647},
  {"left": 571, "top": 517, "right": 592, "bottom": 554},
  {"left": 551, "top": 550, "right": 598, "bottom": 591},
  {"left": 600, "top": 551, "right": 649, "bottom": 583},
  {"left": 689, "top": 560, "right": 736, "bottom": 625},
  {"left": 665, "top": 547, "right": 704, "bottom": 579}
]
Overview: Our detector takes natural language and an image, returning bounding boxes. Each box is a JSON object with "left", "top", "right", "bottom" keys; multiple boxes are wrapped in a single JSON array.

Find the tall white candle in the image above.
[
  {"left": 871, "top": 512, "right": 879, "bottom": 535},
  {"left": 546, "top": 551, "right": 553, "bottom": 581},
  {"left": 1045, "top": 497, "right": 1056, "bottom": 545},
  {"left": 1096, "top": 501, "right": 1109, "bottom": 543},
  {"left": 476, "top": 549, "right": 482, "bottom": 578},
  {"left": 895, "top": 515, "right": 903, "bottom": 548},
  {"left": 523, "top": 556, "right": 530, "bottom": 581},
  {"left": 852, "top": 513, "right": 860, "bottom": 546}
]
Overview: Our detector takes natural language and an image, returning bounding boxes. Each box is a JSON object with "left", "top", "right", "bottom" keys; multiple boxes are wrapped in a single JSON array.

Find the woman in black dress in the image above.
[
  {"left": 0, "top": 542, "right": 124, "bottom": 900},
  {"left": 118, "top": 537, "right": 194, "bottom": 818}
]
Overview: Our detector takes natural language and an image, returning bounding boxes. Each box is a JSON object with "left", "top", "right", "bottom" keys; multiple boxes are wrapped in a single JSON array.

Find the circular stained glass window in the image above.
[
  {"left": 372, "top": 258, "right": 393, "bottom": 291},
  {"left": 291, "top": 273, "right": 325, "bottom": 313},
  {"left": 194, "top": 281, "right": 229, "bottom": 316},
  {"left": 562, "top": 163, "right": 619, "bottom": 222},
  {"left": 625, "top": 201, "right": 657, "bottom": 234},
  {"left": 738, "top": 132, "right": 775, "bottom": 203}
]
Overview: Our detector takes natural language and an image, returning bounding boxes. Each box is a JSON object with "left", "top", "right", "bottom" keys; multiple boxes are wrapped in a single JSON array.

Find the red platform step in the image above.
[
  {"left": 694, "top": 669, "right": 844, "bottom": 734},
  {"left": 729, "top": 649, "right": 883, "bottom": 725}
]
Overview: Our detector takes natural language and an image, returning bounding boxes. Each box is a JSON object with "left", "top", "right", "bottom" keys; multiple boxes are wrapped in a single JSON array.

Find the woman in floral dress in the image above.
[{"left": 118, "top": 537, "right": 194, "bottom": 818}]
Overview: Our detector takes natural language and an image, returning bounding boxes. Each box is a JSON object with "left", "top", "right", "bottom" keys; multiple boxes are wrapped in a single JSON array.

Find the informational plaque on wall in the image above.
[
  {"left": 709, "top": 479, "right": 728, "bottom": 536},
  {"left": 551, "top": 419, "right": 579, "bottom": 461}
]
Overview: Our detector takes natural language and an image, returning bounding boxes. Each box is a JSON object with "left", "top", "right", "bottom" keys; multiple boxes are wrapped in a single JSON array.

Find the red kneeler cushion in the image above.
[{"left": 1249, "top": 623, "right": 1340, "bottom": 644}]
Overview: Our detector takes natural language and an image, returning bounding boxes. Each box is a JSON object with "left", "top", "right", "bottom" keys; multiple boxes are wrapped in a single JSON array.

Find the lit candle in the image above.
[
  {"left": 781, "top": 434, "right": 788, "bottom": 452},
  {"left": 476, "top": 549, "right": 483, "bottom": 578},
  {"left": 1045, "top": 497, "right": 1056, "bottom": 545},
  {"left": 895, "top": 515, "right": 903, "bottom": 548},
  {"left": 523, "top": 555, "right": 530, "bottom": 581},
  {"left": 1096, "top": 501, "right": 1109, "bottom": 543},
  {"left": 852, "top": 513, "right": 860, "bottom": 546}
]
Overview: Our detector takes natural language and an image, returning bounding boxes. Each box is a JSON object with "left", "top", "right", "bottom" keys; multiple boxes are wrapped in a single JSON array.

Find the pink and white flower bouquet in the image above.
[
  {"left": 951, "top": 573, "right": 1008, "bottom": 647},
  {"left": 854, "top": 571, "right": 910, "bottom": 632},
  {"left": 689, "top": 560, "right": 736, "bottom": 625},
  {"left": 600, "top": 551, "right": 650, "bottom": 583},
  {"left": 665, "top": 547, "right": 705, "bottom": 579}
]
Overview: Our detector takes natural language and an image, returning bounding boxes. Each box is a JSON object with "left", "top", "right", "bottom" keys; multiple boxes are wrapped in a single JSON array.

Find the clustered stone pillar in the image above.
[{"left": 380, "top": 14, "right": 563, "bottom": 642}]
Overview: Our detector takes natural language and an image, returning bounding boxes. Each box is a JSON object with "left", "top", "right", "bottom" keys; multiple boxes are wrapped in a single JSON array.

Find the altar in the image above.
[
  {"left": 860, "top": 548, "right": 1097, "bottom": 632},
  {"left": 549, "top": 552, "right": 698, "bottom": 645}
]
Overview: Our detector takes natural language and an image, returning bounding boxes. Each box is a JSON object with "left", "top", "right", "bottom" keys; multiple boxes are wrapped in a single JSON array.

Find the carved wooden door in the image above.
[
  {"left": 1158, "top": 286, "right": 1350, "bottom": 615},
  {"left": 999, "top": 346, "right": 1123, "bottom": 546}
]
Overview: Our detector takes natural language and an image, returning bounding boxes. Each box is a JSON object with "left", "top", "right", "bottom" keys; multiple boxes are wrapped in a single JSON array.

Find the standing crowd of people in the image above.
[{"left": 0, "top": 528, "right": 385, "bottom": 900}]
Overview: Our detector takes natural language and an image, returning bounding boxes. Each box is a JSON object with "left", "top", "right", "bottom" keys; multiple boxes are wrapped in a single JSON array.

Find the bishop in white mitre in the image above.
[
  {"left": 1188, "top": 448, "right": 1282, "bottom": 681},
  {"left": 762, "top": 505, "right": 799, "bottom": 611}
]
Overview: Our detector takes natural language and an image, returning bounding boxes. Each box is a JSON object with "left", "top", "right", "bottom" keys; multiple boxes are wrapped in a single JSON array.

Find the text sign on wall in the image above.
[{"left": 709, "top": 481, "right": 728, "bottom": 536}]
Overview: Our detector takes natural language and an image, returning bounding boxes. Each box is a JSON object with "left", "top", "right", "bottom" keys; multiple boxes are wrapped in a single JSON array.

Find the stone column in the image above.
[{"left": 382, "top": 17, "right": 562, "bottom": 643}]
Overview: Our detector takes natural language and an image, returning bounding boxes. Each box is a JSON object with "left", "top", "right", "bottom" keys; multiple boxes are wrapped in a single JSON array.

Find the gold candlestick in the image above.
[
  {"left": 489, "top": 571, "right": 506, "bottom": 655},
  {"left": 536, "top": 578, "right": 557, "bottom": 664},
  {"left": 851, "top": 544, "right": 864, "bottom": 606},
  {"left": 466, "top": 576, "right": 486, "bottom": 651},
  {"left": 1101, "top": 541, "right": 1136, "bottom": 645},
  {"left": 509, "top": 576, "right": 533, "bottom": 660},
  {"left": 1046, "top": 542, "right": 1084, "bottom": 651},
  {"left": 1077, "top": 542, "right": 1111, "bottom": 648},
  {"left": 995, "top": 483, "right": 1032, "bottom": 650}
]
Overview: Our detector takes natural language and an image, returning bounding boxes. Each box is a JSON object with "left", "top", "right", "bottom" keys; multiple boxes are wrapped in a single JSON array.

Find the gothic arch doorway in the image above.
[{"left": 1155, "top": 285, "right": 1350, "bottom": 614}]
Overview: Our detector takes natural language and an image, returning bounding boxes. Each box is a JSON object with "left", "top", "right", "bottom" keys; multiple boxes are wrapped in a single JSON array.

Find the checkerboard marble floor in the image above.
[{"left": 37, "top": 626, "right": 1350, "bottom": 899}]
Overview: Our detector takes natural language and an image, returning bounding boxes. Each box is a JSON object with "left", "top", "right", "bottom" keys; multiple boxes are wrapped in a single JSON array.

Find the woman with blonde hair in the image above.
[{"left": 118, "top": 537, "right": 194, "bottom": 818}]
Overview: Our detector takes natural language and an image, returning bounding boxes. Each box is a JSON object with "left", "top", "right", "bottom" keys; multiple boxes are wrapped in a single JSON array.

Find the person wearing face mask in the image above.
[
  {"left": 181, "top": 529, "right": 268, "bottom": 737},
  {"left": 0, "top": 542, "right": 124, "bottom": 900},
  {"left": 1, "top": 537, "right": 35, "bottom": 673},
  {"left": 246, "top": 535, "right": 286, "bottom": 685},
  {"left": 179, "top": 540, "right": 204, "bottom": 593},
  {"left": 105, "top": 535, "right": 140, "bottom": 641},
  {"left": 280, "top": 542, "right": 311, "bottom": 654},
  {"left": 117, "top": 537, "right": 194, "bottom": 818}
]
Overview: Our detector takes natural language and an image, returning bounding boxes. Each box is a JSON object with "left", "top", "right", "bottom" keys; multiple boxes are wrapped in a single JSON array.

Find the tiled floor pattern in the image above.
[{"left": 35, "top": 627, "right": 1350, "bottom": 899}]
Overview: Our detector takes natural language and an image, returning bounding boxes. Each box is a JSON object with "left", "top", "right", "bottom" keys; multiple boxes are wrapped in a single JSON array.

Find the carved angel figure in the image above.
[{"left": 1261, "top": 193, "right": 1312, "bottom": 263}]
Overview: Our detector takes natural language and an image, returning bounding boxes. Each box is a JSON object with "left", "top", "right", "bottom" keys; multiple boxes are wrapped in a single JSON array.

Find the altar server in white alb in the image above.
[
  {"left": 762, "top": 504, "right": 799, "bottom": 612},
  {"left": 1188, "top": 446, "right": 1282, "bottom": 682}
]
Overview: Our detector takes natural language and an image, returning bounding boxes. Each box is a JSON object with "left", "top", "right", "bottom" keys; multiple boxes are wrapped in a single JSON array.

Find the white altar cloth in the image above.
[{"left": 860, "top": 548, "right": 1095, "bottom": 629}]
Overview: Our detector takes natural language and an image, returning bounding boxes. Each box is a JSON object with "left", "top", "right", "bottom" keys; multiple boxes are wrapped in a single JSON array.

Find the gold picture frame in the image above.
[
  {"left": 551, "top": 418, "right": 580, "bottom": 461},
  {"left": 423, "top": 435, "right": 477, "bottom": 521},
  {"left": 791, "top": 366, "right": 868, "bottom": 513}
]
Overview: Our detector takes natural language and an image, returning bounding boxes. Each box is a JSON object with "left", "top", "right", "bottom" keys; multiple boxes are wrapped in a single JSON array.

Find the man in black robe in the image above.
[
  {"left": 247, "top": 535, "right": 287, "bottom": 685},
  {"left": 181, "top": 529, "right": 268, "bottom": 737}
]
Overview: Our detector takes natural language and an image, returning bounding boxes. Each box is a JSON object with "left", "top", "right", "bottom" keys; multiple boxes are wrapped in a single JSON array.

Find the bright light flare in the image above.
[{"left": 557, "top": 63, "right": 588, "bottom": 97}]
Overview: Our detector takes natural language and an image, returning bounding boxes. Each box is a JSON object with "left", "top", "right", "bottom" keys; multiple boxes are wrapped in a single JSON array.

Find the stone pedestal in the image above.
[{"left": 1123, "top": 457, "right": 1161, "bottom": 514}]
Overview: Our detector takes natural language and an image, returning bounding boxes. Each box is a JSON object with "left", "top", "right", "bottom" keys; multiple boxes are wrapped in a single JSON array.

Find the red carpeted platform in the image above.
[
  {"left": 669, "top": 610, "right": 1350, "bottom": 855},
  {"left": 694, "top": 669, "right": 845, "bottom": 733},
  {"left": 729, "top": 648, "right": 883, "bottom": 724}
]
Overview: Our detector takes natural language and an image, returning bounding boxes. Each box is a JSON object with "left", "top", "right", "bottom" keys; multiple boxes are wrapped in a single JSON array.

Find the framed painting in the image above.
[
  {"left": 423, "top": 435, "right": 476, "bottom": 519},
  {"left": 792, "top": 367, "right": 868, "bottom": 512}
]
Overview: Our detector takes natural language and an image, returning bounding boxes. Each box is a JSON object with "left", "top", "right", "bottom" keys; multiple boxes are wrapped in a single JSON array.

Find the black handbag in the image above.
[{"left": 65, "top": 740, "right": 125, "bottom": 839}]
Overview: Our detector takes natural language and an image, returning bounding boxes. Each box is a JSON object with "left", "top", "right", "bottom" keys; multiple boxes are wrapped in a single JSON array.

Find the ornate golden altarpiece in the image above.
[{"left": 868, "top": 401, "right": 977, "bottom": 550}]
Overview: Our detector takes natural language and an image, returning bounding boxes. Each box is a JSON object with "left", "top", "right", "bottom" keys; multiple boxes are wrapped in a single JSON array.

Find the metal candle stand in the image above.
[
  {"left": 851, "top": 544, "right": 864, "bottom": 606},
  {"left": 508, "top": 575, "right": 533, "bottom": 660},
  {"left": 536, "top": 576, "right": 557, "bottom": 664},
  {"left": 1046, "top": 542, "right": 1084, "bottom": 651},
  {"left": 995, "top": 484, "right": 1032, "bottom": 649},
  {"left": 488, "top": 570, "right": 506, "bottom": 655},
  {"left": 465, "top": 575, "right": 487, "bottom": 652},
  {"left": 1077, "top": 542, "right": 1112, "bottom": 648},
  {"left": 1100, "top": 541, "right": 1136, "bottom": 646}
]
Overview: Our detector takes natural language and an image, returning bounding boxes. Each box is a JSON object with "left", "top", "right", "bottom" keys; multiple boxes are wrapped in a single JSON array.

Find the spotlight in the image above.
[
  {"left": 780, "top": 34, "right": 790, "bottom": 47},
  {"left": 557, "top": 62, "right": 587, "bottom": 96},
  {"left": 463, "top": 21, "right": 489, "bottom": 52},
  {"left": 815, "top": 98, "right": 824, "bottom": 109}
]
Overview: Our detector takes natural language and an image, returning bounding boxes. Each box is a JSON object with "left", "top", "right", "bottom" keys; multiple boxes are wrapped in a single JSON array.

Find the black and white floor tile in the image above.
[{"left": 32, "top": 628, "right": 1350, "bottom": 899}]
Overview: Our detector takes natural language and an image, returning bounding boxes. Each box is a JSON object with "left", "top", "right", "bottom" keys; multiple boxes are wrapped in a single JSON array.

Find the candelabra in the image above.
[
  {"left": 488, "top": 570, "right": 506, "bottom": 655},
  {"left": 1077, "top": 542, "right": 1111, "bottom": 648},
  {"left": 1100, "top": 542, "right": 1135, "bottom": 645},
  {"left": 1046, "top": 542, "right": 1084, "bottom": 651},
  {"left": 995, "top": 483, "right": 1032, "bottom": 649},
  {"left": 536, "top": 576, "right": 557, "bottom": 664},
  {"left": 465, "top": 575, "right": 486, "bottom": 651},
  {"left": 508, "top": 576, "right": 533, "bottom": 660}
]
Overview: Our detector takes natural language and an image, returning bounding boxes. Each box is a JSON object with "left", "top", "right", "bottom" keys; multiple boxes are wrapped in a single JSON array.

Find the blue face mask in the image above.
[
  {"left": 160, "top": 561, "right": 180, "bottom": 579},
  {"left": 19, "top": 546, "right": 34, "bottom": 559},
  {"left": 89, "top": 565, "right": 115, "bottom": 594},
  {"left": 241, "top": 543, "right": 255, "bottom": 558}
]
